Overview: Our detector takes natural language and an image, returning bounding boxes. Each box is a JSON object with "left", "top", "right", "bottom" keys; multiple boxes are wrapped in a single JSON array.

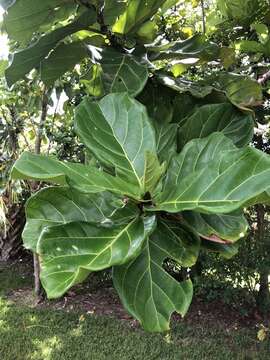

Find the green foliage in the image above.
[
  {"left": 2, "top": 0, "right": 270, "bottom": 333},
  {"left": 5, "top": 9, "right": 97, "bottom": 86},
  {"left": 11, "top": 92, "right": 270, "bottom": 332}
]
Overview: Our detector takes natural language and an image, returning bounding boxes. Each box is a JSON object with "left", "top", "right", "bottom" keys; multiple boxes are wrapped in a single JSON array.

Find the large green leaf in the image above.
[
  {"left": 75, "top": 93, "right": 157, "bottom": 195},
  {"left": 155, "top": 122, "right": 178, "bottom": 163},
  {"left": 23, "top": 186, "right": 123, "bottom": 252},
  {"left": 138, "top": 82, "right": 175, "bottom": 124},
  {"left": 113, "top": 220, "right": 197, "bottom": 332},
  {"left": 38, "top": 215, "right": 156, "bottom": 298},
  {"left": 113, "top": 0, "right": 167, "bottom": 34},
  {"left": 103, "top": 0, "right": 127, "bottom": 25},
  {"left": 178, "top": 103, "right": 254, "bottom": 149},
  {"left": 40, "top": 42, "right": 88, "bottom": 87},
  {"left": 137, "top": 83, "right": 178, "bottom": 162},
  {"left": 85, "top": 47, "right": 148, "bottom": 97},
  {"left": 148, "top": 35, "right": 219, "bottom": 61},
  {"left": 201, "top": 239, "right": 239, "bottom": 259},
  {"left": 213, "top": 74, "right": 263, "bottom": 110},
  {"left": 155, "top": 132, "right": 270, "bottom": 214},
  {"left": 5, "top": 9, "right": 96, "bottom": 86},
  {"left": 157, "top": 73, "right": 214, "bottom": 99},
  {"left": 11, "top": 152, "right": 140, "bottom": 199},
  {"left": 3, "top": 0, "right": 76, "bottom": 43},
  {"left": 182, "top": 211, "right": 249, "bottom": 242}
]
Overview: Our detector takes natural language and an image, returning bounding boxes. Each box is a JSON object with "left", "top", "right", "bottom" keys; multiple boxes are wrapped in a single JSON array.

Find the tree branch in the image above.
[
  {"left": 35, "top": 90, "right": 49, "bottom": 154},
  {"left": 258, "top": 70, "right": 270, "bottom": 85}
]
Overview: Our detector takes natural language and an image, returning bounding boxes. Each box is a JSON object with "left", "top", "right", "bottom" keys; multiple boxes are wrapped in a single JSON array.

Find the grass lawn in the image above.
[{"left": 0, "top": 262, "right": 269, "bottom": 360}]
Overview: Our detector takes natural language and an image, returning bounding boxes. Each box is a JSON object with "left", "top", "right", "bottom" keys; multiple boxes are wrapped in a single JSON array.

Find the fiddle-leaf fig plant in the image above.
[
  {"left": 3, "top": 0, "right": 270, "bottom": 333},
  {"left": 11, "top": 92, "right": 270, "bottom": 332}
]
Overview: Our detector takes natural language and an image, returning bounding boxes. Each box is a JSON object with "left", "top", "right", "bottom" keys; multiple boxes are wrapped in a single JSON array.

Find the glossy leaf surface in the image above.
[
  {"left": 86, "top": 47, "right": 148, "bottom": 97},
  {"left": 3, "top": 0, "right": 75, "bottom": 43},
  {"left": 5, "top": 9, "right": 96, "bottom": 86},
  {"left": 113, "top": 0, "right": 167, "bottom": 34},
  {"left": 148, "top": 35, "right": 219, "bottom": 61},
  {"left": 178, "top": 103, "right": 254, "bottom": 149},
  {"left": 23, "top": 186, "right": 123, "bottom": 252},
  {"left": 103, "top": 0, "right": 126, "bottom": 25},
  {"left": 182, "top": 211, "right": 249, "bottom": 242},
  {"left": 75, "top": 93, "right": 157, "bottom": 194},
  {"left": 113, "top": 220, "right": 197, "bottom": 332},
  {"left": 156, "top": 133, "right": 270, "bottom": 214},
  {"left": 39, "top": 216, "right": 156, "bottom": 298},
  {"left": 11, "top": 152, "right": 140, "bottom": 199}
]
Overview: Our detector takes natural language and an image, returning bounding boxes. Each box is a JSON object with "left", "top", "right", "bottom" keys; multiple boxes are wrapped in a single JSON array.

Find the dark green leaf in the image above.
[
  {"left": 85, "top": 47, "right": 148, "bottom": 97},
  {"left": 3, "top": 0, "right": 76, "bottom": 43},
  {"left": 155, "top": 122, "right": 178, "bottom": 163},
  {"left": 217, "top": 0, "right": 259, "bottom": 24},
  {"left": 138, "top": 82, "right": 175, "bottom": 124},
  {"left": 178, "top": 103, "right": 254, "bottom": 150},
  {"left": 38, "top": 215, "right": 156, "bottom": 298},
  {"left": 11, "top": 152, "right": 140, "bottom": 199},
  {"left": 137, "top": 83, "right": 178, "bottom": 162},
  {"left": 201, "top": 239, "right": 239, "bottom": 259},
  {"left": 113, "top": 220, "right": 196, "bottom": 332},
  {"left": 5, "top": 9, "right": 96, "bottom": 86},
  {"left": 148, "top": 35, "right": 219, "bottom": 61},
  {"left": 23, "top": 186, "right": 123, "bottom": 252},
  {"left": 40, "top": 42, "right": 88, "bottom": 87},
  {"left": 213, "top": 74, "right": 263, "bottom": 110},
  {"left": 157, "top": 73, "right": 214, "bottom": 98},
  {"left": 155, "top": 132, "right": 270, "bottom": 214},
  {"left": 103, "top": 0, "right": 126, "bottom": 25},
  {"left": 182, "top": 211, "right": 249, "bottom": 242},
  {"left": 75, "top": 93, "right": 157, "bottom": 195}
]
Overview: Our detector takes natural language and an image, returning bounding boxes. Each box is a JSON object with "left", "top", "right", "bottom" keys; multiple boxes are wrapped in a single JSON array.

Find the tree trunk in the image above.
[
  {"left": 255, "top": 204, "right": 270, "bottom": 314},
  {"left": 257, "top": 269, "right": 270, "bottom": 315},
  {"left": 254, "top": 135, "right": 270, "bottom": 315},
  {"left": 0, "top": 202, "right": 25, "bottom": 261},
  {"left": 0, "top": 105, "right": 25, "bottom": 261}
]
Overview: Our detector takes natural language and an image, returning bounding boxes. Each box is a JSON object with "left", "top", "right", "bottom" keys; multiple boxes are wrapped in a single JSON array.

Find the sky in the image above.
[{"left": 0, "top": 6, "right": 9, "bottom": 59}]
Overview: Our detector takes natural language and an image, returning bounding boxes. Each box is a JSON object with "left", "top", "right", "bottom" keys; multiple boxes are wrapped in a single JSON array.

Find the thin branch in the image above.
[
  {"left": 200, "top": 0, "right": 206, "bottom": 34},
  {"left": 47, "top": 95, "right": 60, "bottom": 155},
  {"left": 21, "top": 132, "right": 32, "bottom": 152},
  {"left": 35, "top": 89, "right": 49, "bottom": 154},
  {"left": 258, "top": 70, "right": 270, "bottom": 85}
]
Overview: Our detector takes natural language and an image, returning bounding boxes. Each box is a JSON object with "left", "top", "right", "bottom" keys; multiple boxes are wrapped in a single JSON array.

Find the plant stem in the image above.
[
  {"left": 258, "top": 70, "right": 270, "bottom": 85},
  {"left": 35, "top": 91, "right": 49, "bottom": 155}
]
